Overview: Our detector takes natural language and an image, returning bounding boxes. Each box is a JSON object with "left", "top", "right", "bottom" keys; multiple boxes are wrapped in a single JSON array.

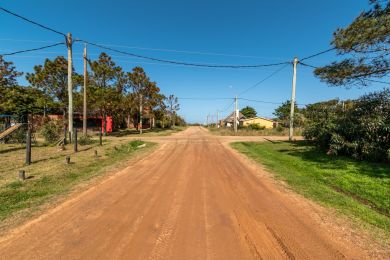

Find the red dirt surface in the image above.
[{"left": 0, "top": 127, "right": 364, "bottom": 259}]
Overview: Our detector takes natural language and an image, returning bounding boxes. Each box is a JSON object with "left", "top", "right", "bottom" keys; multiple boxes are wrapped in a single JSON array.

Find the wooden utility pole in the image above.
[
  {"left": 216, "top": 111, "right": 219, "bottom": 128},
  {"left": 67, "top": 33, "right": 74, "bottom": 138},
  {"left": 83, "top": 44, "right": 87, "bottom": 136},
  {"left": 289, "top": 57, "right": 298, "bottom": 141},
  {"left": 234, "top": 96, "right": 238, "bottom": 133},
  {"left": 25, "top": 126, "right": 31, "bottom": 165},
  {"left": 139, "top": 93, "right": 143, "bottom": 134}
]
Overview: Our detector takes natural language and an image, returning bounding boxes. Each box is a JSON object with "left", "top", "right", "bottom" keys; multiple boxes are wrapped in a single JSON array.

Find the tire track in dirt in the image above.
[{"left": 0, "top": 127, "right": 364, "bottom": 259}]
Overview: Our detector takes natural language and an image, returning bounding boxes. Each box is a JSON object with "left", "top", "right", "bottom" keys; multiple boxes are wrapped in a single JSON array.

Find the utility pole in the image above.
[
  {"left": 216, "top": 111, "right": 219, "bottom": 128},
  {"left": 83, "top": 44, "right": 87, "bottom": 136},
  {"left": 67, "top": 33, "right": 74, "bottom": 139},
  {"left": 206, "top": 114, "right": 209, "bottom": 126},
  {"left": 139, "top": 93, "right": 143, "bottom": 134},
  {"left": 289, "top": 57, "right": 298, "bottom": 141},
  {"left": 234, "top": 96, "right": 238, "bottom": 133}
]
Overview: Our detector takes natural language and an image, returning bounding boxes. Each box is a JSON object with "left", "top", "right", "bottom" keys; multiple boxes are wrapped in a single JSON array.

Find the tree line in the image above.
[{"left": 0, "top": 53, "right": 185, "bottom": 132}]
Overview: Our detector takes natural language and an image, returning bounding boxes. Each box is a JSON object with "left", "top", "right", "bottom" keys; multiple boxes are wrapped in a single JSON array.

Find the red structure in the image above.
[
  {"left": 102, "top": 116, "right": 113, "bottom": 133},
  {"left": 41, "top": 114, "right": 114, "bottom": 133}
]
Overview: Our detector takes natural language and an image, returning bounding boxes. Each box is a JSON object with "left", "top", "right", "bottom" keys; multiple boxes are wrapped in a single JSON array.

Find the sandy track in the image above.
[{"left": 0, "top": 127, "right": 362, "bottom": 259}]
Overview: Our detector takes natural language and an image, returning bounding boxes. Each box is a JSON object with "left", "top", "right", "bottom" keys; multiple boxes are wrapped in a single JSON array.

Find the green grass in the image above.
[
  {"left": 0, "top": 140, "right": 156, "bottom": 227},
  {"left": 232, "top": 141, "right": 390, "bottom": 233}
]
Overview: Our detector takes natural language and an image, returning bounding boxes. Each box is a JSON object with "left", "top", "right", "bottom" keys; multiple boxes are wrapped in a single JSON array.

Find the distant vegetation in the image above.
[{"left": 0, "top": 53, "right": 185, "bottom": 137}]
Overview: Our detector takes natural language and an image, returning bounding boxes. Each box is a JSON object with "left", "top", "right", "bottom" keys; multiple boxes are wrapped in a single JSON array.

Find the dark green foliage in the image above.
[
  {"left": 246, "top": 123, "right": 265, "bottom": 130},
  {"left": 315, "top": 1, "right": 390, "bottom": 86},
  {"left": 2, "top": 53, "right": 179, "bottom": 133},
  {"left": 0, "top": 86, "right": 48, "bottom": 117},
  {"left": 40, "top": 120, "right": 63, "bottom": 143},
  {"left": 26, "top": 56, "right": 82, "bottom": 115},
  {"left": 7, "top": 127, "right": 27, "bottom": 143},
  {"left": 303, "top": 89, "right": 390, "bottom": 161},
  {"left": 0, "top": 55, "right": 22, "bottom": 87},
  {"left": 273, "top": 100, "right": 303, "bottom": 127},
  {"left": 240, "top": 106, "right": 257, "bottom": 118},
  {"left": 78, "top": 135, "right": 93, "bottom": 146}
]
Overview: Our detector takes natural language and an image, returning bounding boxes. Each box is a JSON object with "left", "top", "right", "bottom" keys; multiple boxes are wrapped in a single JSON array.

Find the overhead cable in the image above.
[
  {"left": 0, "top": 7, "right": 66, "bottom": 37},
  {"left": 81, "top": 40, "right": 291, "bottom": 68},
  {"left": 238, "top": 64, "right": 290, "bottom": 96},
  {"left": 0, "top": 42, "right": 64, "bottom": 56},
  {"left": 300, "top": 47, "right": 336, "bottom": 62}
]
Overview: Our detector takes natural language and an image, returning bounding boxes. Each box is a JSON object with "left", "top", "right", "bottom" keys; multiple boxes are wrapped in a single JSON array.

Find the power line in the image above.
[
  {"left": 300, "top": 47, "right": 336, "bottom": 62},
  {"left": 0, "top": 42, "right": 64, "bottom": 56},
  {"left": 81, "top": 40, "right": 291, "bottom": 68},
  {"left": 238, "top": 98, "right": 283, "bottom": 105},
  {"left": 298, "top": 61, "right": 318, "bottom": 68},
  {"left": 0, "top": 7, "right": 66, "bottom": 37},
  {"left": 220, "top": 99, "right": 235, "bottom": 112},
  {"left": 0, "top": 38, "right": 58, "bottom": 44},
  {"left": 238, "top": 63, "right": 290, "bottom": 96},
  {"left": 178, "top": 97, "right": 232, "bottom": 100},
  {"left": 83, "top": 42, "right": 289, "bottom": 61}
]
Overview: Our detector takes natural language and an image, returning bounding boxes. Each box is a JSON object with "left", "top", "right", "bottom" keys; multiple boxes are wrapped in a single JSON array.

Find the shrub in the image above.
[
  {"left": 247, "top": 123, "right": 266, "bottom": 130},
  {"left": 40, "top": 120, "right": 63, "bottom": 144},
  {"left": 7, "top": 126, "right": 27, "bottom": 143},
  {"left": 303, "top": 89, "right": 390, "bottom": 161},
  {"left": 78, "top": 135, "right": 93, "bottom": 146},
  {"left": 275, "top": 125, "right": 285, "bottom": 132}
]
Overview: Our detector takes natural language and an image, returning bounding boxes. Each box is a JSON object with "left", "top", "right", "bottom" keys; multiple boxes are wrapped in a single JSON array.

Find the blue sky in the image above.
[{"left": 1, "top": 0, "right": 387, "bottom": 123}]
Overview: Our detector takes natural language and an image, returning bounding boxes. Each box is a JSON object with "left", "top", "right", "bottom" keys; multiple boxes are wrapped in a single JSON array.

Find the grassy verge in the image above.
[
  {"left": 231, "top": 141, "right": 390, "bottom": 234},
  {"left": 0, "top": 139, "right": 157, "bottom": 230},
  {"left": 209, "top": 127, "right": 303, "bottom": 136}
]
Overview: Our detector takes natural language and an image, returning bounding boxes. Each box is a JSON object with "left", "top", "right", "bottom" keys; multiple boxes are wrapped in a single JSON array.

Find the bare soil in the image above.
[{"left": 0, "top": 127, "right": 370, "bottom": 259}]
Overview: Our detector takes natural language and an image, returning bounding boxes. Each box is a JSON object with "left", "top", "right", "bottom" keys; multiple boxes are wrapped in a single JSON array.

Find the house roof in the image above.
[{"left": 222, "top": 111, "right": 246, "bottom": 123}]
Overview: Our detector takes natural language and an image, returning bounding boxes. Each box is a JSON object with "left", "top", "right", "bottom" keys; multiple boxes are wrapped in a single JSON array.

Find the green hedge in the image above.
[{"left": 303, "top": 89, "right": 390, "bottom": 162}]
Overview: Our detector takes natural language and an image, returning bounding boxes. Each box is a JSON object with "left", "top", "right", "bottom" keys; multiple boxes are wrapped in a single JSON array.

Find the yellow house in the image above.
[{"left": 240, "top": 117, "right": 275, "bottom": 129}]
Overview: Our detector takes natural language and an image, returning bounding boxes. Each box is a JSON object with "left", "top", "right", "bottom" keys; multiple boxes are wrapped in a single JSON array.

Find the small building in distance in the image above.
[
  {"left": 239, "top": 116, "right": 276, "bottom": 129},
  {"left": 220, "top": 111, "right": 246, "bottom": 127}
]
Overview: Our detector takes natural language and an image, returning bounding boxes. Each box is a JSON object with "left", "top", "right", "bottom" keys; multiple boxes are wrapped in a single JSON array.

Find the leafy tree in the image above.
[
  {"left": 127, "top": 67, "right": 165, "bottom": 128},
  {"left": 89, "top": 53, "right": 123, "bottom": 134},
  {"left": 165, "top": 94, "right": 180, "bottom": 127},
  {"left": 314, "top": 1, "right": 390, "bottom": 86},
  {"left": 240, "top": 106, "right": 257, "bottom": 118},
  {"left": 0, "top": 55, "right": 22, "bottom": 87},
  {"left": 273, "top": 100, "right": 303, "bottom": 127},
  {"left": 26, "top": 56, "right": 81, "bottom": 116},
  {"left": 0, "top": 86, "right": 48, "bottom": 118}
]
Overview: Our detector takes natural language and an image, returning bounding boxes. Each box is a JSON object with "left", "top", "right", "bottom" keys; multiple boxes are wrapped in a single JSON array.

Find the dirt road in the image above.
[{"left": 0, "top": 127, "right": 361, "bottom": 259}]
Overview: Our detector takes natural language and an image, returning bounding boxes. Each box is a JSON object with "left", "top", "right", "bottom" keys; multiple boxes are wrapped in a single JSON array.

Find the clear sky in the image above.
[{"left": 1, "top": 0, "right": 387, "bottom": 123}]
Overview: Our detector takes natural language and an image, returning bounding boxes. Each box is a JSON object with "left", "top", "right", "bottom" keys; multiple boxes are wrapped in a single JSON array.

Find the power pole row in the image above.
[
  {"left": 212, "top": 57, "right": 297, "bottom": 138},
  {"left": 67, "top": 33, "right": 89, "bottom": 138},
  {"left": 68, "top": 34, "right": 298, "bottom": 142}
]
